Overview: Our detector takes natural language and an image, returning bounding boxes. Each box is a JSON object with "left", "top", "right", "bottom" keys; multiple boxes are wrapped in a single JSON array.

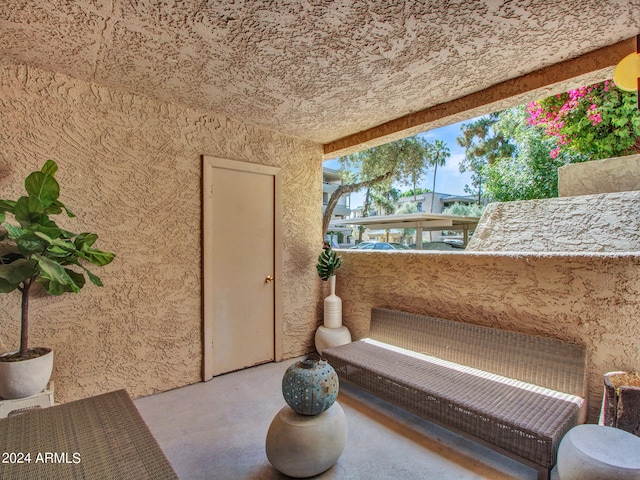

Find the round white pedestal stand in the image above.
[
  {"left": 315, "top": 325, "right": 351, "bottom": 355},
  {"left": 557, "top": 424, "right": 640, "bottom": 480},
  {"left": 265, "top": 402, "right": 348, "bottom": 478}
]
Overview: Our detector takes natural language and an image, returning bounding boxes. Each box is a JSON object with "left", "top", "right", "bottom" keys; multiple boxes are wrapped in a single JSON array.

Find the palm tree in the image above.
[
  {"left": 428, "top": 140, "right": 450, "bottom": 213},
  {"left": 371, "top": 186, "right": 400, "bottom": 216}
]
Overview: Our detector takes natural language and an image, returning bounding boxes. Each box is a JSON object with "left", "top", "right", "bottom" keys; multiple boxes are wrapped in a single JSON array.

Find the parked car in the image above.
[
  {"left": 408, "top": 241, "right": 465, "bottom": 250},
  {"left": 443, "top": 239, "right": 465, "bottom": 248},
  {"left": 350, "top": 242, "right": 412, "bottom": 250}
]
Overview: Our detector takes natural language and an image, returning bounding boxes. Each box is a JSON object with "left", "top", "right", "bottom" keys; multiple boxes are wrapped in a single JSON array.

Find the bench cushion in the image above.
[
  {"left": 324, "top": 339, "right": 584, "bottom": 468},
  {"left": 368, "top": 308, "right": 587, "bottom": 399}
]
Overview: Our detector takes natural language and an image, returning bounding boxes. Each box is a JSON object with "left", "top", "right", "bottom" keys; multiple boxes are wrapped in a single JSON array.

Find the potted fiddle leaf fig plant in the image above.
[{"left": 0, "top": 160, "right": 115, "bottom": 399}]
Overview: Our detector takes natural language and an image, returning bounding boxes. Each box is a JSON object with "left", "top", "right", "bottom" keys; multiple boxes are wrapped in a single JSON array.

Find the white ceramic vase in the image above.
[{"left": 323, "top": 276, "right": 342, "bottom": 329}]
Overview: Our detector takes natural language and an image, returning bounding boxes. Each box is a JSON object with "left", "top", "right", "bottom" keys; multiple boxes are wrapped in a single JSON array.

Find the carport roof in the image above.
[{"left": 333, "top": 213, "right": 480, "bottom": 232}]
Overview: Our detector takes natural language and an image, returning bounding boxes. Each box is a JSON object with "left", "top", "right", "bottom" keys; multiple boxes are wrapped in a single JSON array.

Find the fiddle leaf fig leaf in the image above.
[
  {"left": 39, "top": 278, "right": 66, "bottom": 296},
  {"left": 0, "top": 258, "right": 36, "bottom": 285},
  {"left": 40, "top": 268, "right": 85, "bottom": 295},
  {"left": 74, "top": 233, "right": 98, "bottom": 250},
  {"left": 0, "top": 200, "right": 16, "bottom": 214},
  {"left": 33, "top": 231, "right": 76, "bottom": 250},
  {"left": 0, "top": 278, "right": 19, "bottom": 293},
  {"left": 25, "top": 170, "right": 59, "bottom": 208},
  {"left": 77, "top": 248, "right": 115, "bottom": 266},
  {"left": 16, "top": 233, "right": 48, "bottom": 256},
  {"left": 33, "top": 253, "right": 80, "bottom": 292},
  {"left": 66, "top": 258, "right": 104, "bottom": 286},
  {"left": 4, "top": 223, "right": 22, "bottom": 239},
  {"left": 40, "top": 160, "right": 58, "bottom": 176},
  {"left": 46, "top": 200, "right": 75, "bottom": 218},
  {"left": 14, "top": 196, "right": 44, "bottom": 227},
  {"left": 43, "top": 202, "right": 62, "bottom": 215},
  {"left": 83, "top": 267, "right": 103, "bottom": 287}
]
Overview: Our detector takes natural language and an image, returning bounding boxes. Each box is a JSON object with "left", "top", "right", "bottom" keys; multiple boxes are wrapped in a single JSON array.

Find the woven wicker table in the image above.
[{"left": 0, "top": 389, "right": 178, "bottom": 480}]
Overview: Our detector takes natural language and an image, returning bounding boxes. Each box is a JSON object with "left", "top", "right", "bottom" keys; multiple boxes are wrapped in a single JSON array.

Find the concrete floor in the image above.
[{"left": 135, "top": 359, "right": 538, "bottom": 480}]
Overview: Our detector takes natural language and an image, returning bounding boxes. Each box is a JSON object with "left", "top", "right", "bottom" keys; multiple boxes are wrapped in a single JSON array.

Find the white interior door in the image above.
[{"left": 202, "top": 156, "right": 281, "bottom": 378}]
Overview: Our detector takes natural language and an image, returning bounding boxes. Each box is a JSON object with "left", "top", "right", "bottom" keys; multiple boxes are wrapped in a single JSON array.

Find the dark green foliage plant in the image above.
[
  {"left": 316, "top": 245, "right": 342, "bottom": 281},
  {"left": 483, "top": 106, "right": 589, "bottom": 202},
  {"left": 0, "top": 160, "right": 115, "bottom": 359}
]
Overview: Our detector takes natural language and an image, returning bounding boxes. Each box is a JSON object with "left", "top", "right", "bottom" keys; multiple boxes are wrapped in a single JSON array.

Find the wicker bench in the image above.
[{"left": 322, "top": 308, "right": 587, "bottom": 480}]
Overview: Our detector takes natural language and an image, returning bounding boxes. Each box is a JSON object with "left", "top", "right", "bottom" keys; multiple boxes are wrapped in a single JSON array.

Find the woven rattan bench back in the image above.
[{"left": 369, "top": 308, "right": 587, "bottom": 398}]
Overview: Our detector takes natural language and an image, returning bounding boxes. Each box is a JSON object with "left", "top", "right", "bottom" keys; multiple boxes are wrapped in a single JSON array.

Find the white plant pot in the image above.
[
  {"left": 0, "top": 348, "right": 53, "bottom": 399},
  {"left": 323, "top": 276, "right": 342, "bottom": 329}
]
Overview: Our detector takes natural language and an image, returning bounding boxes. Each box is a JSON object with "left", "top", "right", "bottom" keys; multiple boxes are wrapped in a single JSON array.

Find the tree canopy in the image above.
[
  {"left": 482, "top": 106, "right": 588, "bottom": 202},
  {"left": 457, "top": 79, "right": 638, "bottom": 203},
  {"left": 442, "top": 202, "right": 485, "bottom": 217},
  {"left": 395, "top": 201, "right": 418, "bottom": 242},
  {"left": 399, "top": 188, "right": 430, "bottom": 197},
  {"left": 456, "top": 114, "right": 514, "bottom": 203},
  {"left": 323, "top": 136, "right": 434, "bottom": 235}
]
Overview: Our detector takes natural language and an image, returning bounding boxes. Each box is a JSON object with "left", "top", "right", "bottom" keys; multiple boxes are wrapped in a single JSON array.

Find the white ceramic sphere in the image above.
[
  {"left": 265, "top": 402, "right": 347, "bottom": 478},
  {"left": 557, "top": 424, "right": 640, "bottom": 480}
]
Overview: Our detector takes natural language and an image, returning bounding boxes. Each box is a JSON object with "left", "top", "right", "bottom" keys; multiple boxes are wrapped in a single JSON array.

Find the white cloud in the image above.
[{"left": 441, "top": 153, "right": 465, "bottom": 174}]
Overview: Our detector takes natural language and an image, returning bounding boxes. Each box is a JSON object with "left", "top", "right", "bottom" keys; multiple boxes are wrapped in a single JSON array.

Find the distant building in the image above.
[{"left": 322, "top": 167, "right": 353, "bottom": 246}]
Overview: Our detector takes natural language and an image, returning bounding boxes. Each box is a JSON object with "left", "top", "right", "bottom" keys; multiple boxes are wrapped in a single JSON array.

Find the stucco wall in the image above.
[
  {"left": 559, "top": 154, "right": 640, "bottom": 197},
  {"left": 0, "top": 61, "right": 323, "bottom": 403},
  {"left": 467, "top": 191, "right": 640, "bottom": 252},
  {"left": 336, "top": 250, "right": 640, "bottom": 422}
]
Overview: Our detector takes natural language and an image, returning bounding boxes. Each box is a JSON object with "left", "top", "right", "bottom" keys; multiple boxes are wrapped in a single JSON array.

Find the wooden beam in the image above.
[{"left": 323, "top": 37, "right": 636, "bottom": 158}]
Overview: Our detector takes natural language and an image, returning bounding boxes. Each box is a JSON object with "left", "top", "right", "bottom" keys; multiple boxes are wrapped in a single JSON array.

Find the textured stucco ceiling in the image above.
[{"left": 1, "top": 1, "right": 639, "bottom": 145}]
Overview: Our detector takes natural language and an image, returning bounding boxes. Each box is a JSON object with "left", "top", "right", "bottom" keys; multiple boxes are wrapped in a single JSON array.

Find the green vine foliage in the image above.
[{"left": 316, "top": 247, "right": 342, "bottom": 281}]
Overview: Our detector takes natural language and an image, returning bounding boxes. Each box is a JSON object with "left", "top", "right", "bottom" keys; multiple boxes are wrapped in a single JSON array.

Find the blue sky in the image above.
[{"left": 323, "top": 120, "right": 474, "bottom": 209}]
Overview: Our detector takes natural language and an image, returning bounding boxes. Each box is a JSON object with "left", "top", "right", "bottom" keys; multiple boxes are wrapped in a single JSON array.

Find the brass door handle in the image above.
[{"left": 265, "top": 275, "right": 274, "bottom": 283}]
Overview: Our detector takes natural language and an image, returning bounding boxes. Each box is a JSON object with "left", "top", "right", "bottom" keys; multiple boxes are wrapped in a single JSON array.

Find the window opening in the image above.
[{"left": 322, "top": 78, "right": 639, "bottom": 250}]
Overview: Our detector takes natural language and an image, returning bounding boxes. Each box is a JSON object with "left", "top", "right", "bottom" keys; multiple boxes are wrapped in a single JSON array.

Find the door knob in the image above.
[{"left": 265, "top": 275, "right": 274, "bottom": 283}]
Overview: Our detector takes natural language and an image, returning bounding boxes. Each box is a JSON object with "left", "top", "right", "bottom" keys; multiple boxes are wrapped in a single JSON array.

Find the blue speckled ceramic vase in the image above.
[{"left": 282, "top": 354, "right": 339, "bottom": 415}]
